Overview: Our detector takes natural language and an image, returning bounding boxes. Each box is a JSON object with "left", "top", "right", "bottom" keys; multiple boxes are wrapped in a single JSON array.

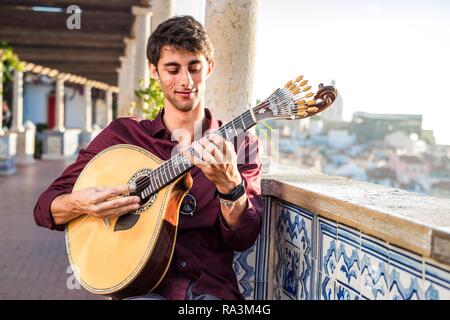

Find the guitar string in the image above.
[
  {"left": 132, "top": 85, "right": 313, "bottom": 195},
  {"left": 131, "top": 91, "right": 302, "bottom": 195},
  {"left": 132, "top": 111, "right": 256, "bottom": 194}
]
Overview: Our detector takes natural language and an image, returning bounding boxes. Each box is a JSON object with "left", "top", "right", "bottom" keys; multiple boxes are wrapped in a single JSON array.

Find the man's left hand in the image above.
[{"left": 181, "top": 134, "right": 241, "bottom": 193}]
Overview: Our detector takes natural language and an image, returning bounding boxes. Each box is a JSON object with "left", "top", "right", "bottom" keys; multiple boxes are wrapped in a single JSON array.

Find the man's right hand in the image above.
[{"left": 50, "top": 184, "right": 141, "bottom": 226}]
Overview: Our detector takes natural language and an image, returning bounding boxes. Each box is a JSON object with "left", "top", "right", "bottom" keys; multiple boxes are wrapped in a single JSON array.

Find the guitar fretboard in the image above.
[{"left": 136, "top": 109, "right": 256, "bottom": 199}]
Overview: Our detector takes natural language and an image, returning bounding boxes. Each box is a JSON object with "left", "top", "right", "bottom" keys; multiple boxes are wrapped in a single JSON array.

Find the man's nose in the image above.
[{"left": 179, "top": 69, "right": 194, "bottom": 87}]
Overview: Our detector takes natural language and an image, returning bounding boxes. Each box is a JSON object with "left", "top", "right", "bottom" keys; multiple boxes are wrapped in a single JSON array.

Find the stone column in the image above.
[
  {"left": 0, "top": 61, "right": 17, "bottom": 174},
  {"left": 11, "top": 69, "right": 24, "bottom": 132},
  {"left": 11, "top": 69, "right": 36, "bottom": 164},
  {"left": 116, "top": 57, "right": 127, "bottom": 117},
  {"left": 132, "top": 6, "right": 152, "bottom": 115},
  {"left": 76, "top": 83, "right": 98, "bottom": 151},
  {"left": 106, "top": 89, "right": 113, "bottom": 124},
  {"left": 118, "top": 38, "right": 137, "bottom": 117},
  {"left": 55, "top": 77, "right": 65, "bottom": 132},
  {"left": 83, "top": 84, "right": 92, "bottom": 132},
  {"left": 151, "top": 0, "right": 174, "bottom": 31},
  {"left": 205, "top": 0, "right": 258, "bottom": 123}
]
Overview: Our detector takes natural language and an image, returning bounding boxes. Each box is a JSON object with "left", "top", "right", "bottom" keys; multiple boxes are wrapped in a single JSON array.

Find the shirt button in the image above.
[{"left": 180, "top": 261, "right": 187, "bottom": 268}]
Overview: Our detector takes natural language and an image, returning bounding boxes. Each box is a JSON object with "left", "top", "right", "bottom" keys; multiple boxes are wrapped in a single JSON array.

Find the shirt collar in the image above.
[{"left": 149, "top": 107, "right": 222, "bottom": 138}]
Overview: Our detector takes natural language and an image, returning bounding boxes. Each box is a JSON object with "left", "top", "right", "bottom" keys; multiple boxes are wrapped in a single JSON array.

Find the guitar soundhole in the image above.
[
  {"left": 128, "top": 168, "right": 157, "bottom": 215},
  {"left": 114, "top": 169, "right": 157, "bottom": 232}
]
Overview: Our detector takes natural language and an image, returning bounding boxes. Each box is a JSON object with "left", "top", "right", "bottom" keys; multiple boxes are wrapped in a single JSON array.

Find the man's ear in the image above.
[
  {"left": 206, "top": 58, "right": 215, "bottom": 80},
  {"left": 149, "top": 63, "right": 159, "bottom": 80}
]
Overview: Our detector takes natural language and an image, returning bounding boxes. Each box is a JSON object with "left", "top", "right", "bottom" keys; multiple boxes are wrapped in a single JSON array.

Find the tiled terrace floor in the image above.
[{"left": 0, "top": 160, "right": 104, "bottom": 300}]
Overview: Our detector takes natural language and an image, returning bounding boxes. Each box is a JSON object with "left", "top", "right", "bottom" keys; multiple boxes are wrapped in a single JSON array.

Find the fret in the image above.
[
  {"left": 223, "top": 126, "right": 230, "bottom": 140},
  {"left": 243, "top": 110, "right": 256, "bottom": 129},
  {"left": 173, "top": 156, "right": 181, "bottom": 174},
  {"left": 163, "top": 165, "right": 169, "bottom": 183},
  {"left": 156, "top": 173, "right": 161, "bottom": 189},
  {"left": 143, "top": 111, "right": 260, "bottom": 194},
  {"left": 150, "top": 175, "right": 156, "bottom": 193},
  {"left": 231, "top": 119, "right": 238, "bottom": 137},
  {"left": 171, "top": 159, "right": 179, "bottom": 176},
  {"left": 165, "top": 162, "right": 173, "bottom": 179},
  {"left": 239, "top": 114, "right": 247, "bottom": 131}
]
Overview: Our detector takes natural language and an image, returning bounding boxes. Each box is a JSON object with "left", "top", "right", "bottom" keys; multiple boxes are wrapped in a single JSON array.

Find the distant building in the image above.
[
  {"left": 352, "top": 112, "right": 422, "bottom": 142},
  {"left": 389, "top": 154, "right": 431, "bottom": 185},
  {"left": 384, "top": 131, "right": 427, "bottom": 155},
  {"left": 327, "top": 129, "right": 356, "bottom": 149}
]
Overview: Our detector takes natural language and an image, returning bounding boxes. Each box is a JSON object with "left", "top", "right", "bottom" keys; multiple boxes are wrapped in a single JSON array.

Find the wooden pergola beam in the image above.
[
  {"left": 22, "top": 61, "right": 119, "bottom": 90},
  {"left": 0, "top": 0, "right": 150, "bottom": 12},
  {"left": 14, "top": 47, "right": 122, "bottom": 63},
  {"left": 0, "top": 9, "right": 132, "bottom": 33},
  {"left": 39, "top": 62, "right": 121, "bottom": 74},
  {"left": 0, "top": 27, "right": 125, "bottom": 49}
]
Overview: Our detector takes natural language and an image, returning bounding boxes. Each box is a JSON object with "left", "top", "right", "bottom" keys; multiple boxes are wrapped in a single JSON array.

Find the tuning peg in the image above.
[
  {"left": 297, "top": 111, "right": 308, "bottom": 118},
  {"left": 304, "top": 92, "right": 314, "bottom": 98},
  {"left": 285, "top": 80, "right": 293, "bottom": 88},
  {"left": 299, "top": 80, "right": 308, "bottom": 87},
  {"left": 295, "top": 100, "right": 306, "bottom": 106},
  {"left": 302, "top": 85, "right": 312, "bottom": 92},
  {"left": 306, "top": 100, "right": 316, "bottom": 106},
  {"left": 295, "top": 75, "right": 304, "bottom": 82},
  {"left": 290, "top": 87, "right": 300, "bottom": 95},
  {"left": 307, "top": 107, "right": 319, "bottom": 113}
]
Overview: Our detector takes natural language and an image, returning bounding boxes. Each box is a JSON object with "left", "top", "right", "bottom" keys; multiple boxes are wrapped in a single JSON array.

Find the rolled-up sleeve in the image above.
[
  {"left": 218, "top": 133, "right": 264, "bottom": 252},
  {"left": 33, "top": 148, "right": 97, "bottom": 231}
]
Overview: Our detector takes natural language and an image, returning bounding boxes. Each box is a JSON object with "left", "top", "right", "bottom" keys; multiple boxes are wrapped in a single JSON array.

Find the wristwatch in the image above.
[{"left": 216, "top": 178, "right": 246, "bottom": 201}]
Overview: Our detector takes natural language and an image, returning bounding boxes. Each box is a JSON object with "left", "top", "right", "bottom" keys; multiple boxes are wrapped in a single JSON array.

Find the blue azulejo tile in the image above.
[
  {"left": 233, "top": 244, "right": 256, "bottom": 282},
  {"left": 272, "top": 283, "right": 282, "bottom": 300},
  {"left": 273, "top": 233, "right": 284, "bottom": 286},
  {"left": 238, "top": 281, "right": 255, "bottom": 300},
  {"left": 361, "top": 235, "right": 389, "bottom": 261},
  {"left": 424, "top": 263, "right": 450, "bottom": 300},
  {"left": 360, "top": 236, "right": 390, "bottom": 300},
  {"left": 281, "top": 243, "right": 301, "bottom": 300},
  {"left": 318, "top": 218, "right": 338, "bottom": 278},
  {"left": 337, "top": 224, "right": 360, "bottom": 246},
  {"left": 335, "top": 281, "right": 360, "bottom": 300},
  {"left": 389, "top": 245, "right": 423, "bottom": 277},
  {"left": 389, "top": 267, "right": 423, "bottom": 300},
  {"left": 317, "top": 272, "right": 335, "bottom": 300},
  {"left": 389, "top": 245, "right": 424, "bottom": 300},
  {"left": 335, "top": 239, "right": 361, "bottom": 293},
  {"left": 297, "top": 253, "right": 315, "bottom": 300},
  {"left": 275, "top": 201, "right": 313, "bottom": 255}
]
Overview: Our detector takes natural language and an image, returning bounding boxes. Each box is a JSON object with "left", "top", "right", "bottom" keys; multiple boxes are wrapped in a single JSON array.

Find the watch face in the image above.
[{"left": 180, "top": 193, "right": 196, "bottom": 216}]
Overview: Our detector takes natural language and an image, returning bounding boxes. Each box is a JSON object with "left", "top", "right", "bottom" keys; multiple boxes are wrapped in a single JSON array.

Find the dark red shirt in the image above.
[{"left": 33, "top": 108, "right": 263, "bottom": 300}]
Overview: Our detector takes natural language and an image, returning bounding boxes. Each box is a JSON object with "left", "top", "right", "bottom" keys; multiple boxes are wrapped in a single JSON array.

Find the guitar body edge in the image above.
[{"left": 109, "top": 172, "right": 192, "bottom": 300}]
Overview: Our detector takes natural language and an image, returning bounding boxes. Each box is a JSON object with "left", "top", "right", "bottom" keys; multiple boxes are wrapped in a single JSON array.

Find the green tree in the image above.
[
  {"left": 133, "top": 77, "right": 164, "bottom": 120},
  {"left": 0, "top": 42, "right": 23, "bottom": 96}
]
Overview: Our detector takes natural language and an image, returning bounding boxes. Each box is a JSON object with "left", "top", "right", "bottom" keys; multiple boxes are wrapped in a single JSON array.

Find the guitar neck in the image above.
[{"left": 137, "top": 109, "right": 257, "bottom": 198}]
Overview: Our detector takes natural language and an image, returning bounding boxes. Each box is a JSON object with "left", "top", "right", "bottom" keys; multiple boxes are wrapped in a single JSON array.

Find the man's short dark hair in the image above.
[{"left": 147, "top": 15, "right": 214, "bottom": 66}]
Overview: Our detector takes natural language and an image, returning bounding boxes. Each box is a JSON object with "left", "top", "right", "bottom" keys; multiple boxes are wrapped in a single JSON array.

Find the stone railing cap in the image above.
[{"left": 262, "top": 168, "right": 450, "bottom": 265}]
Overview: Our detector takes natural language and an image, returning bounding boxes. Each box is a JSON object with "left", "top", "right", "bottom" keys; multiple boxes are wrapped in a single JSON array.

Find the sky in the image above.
[{"left": 175, "top": 0, "right": 450, "bottom": 145}]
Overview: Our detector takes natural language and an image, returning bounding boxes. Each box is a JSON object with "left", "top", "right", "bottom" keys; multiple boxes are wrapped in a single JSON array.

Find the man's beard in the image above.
[{"left": 166, "top": 95, "right": 198, "bottom": 112}]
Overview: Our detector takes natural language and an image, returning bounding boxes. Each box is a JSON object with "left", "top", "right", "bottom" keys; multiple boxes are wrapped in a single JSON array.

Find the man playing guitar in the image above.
[{"left": 34, "top": 15, "right": 263, "bottom": 300}]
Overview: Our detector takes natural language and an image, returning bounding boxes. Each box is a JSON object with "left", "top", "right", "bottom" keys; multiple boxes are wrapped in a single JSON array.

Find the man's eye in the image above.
[
  {"left": 167, "top": 69, "right": 179, "bottom": 74},
  {"left": 189, "top": 67, "right": 201, "bottom": 73}
]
